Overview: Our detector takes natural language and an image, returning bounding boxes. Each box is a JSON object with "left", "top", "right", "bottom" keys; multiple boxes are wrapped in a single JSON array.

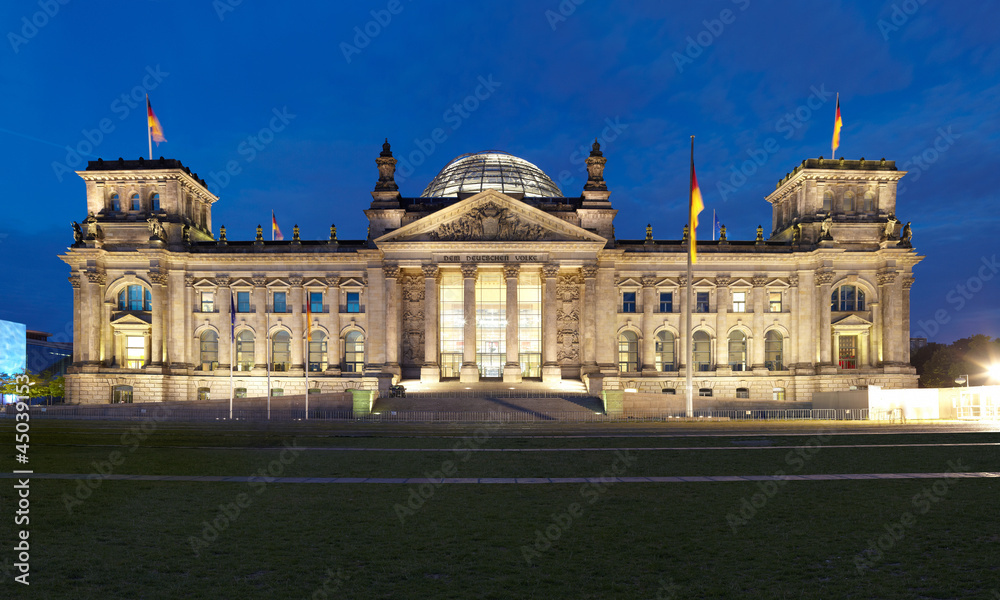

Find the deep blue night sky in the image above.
[{"left": 1, "top": 1, "right": 997, "bottom": 346}]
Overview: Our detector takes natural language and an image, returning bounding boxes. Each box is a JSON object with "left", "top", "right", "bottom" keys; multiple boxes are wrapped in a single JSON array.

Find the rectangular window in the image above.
[
  {"left": 731, "top": 291, "right": 746, "bottom": 313},
  {"left": 696, "top": 292, "right": 710, "bottom": 313},
  {"left": 346, "top": 291, "right": 360, "bottom": 313},
  {"left": 839, "top": 335, "right": 858, "bottom": 370},
  {"left": 201, "top": 292, "right": 214, "bottom": 313},
  {"left": 236, "top": 291, "right": 250, "bottom": 313},
  {"left": 769, "top": 291, "right": 782, "bottom": 313},
  {"left": 309, "top": 291, "right": 323, "bottom": 313},
  {"left": 659, "top": 292, "right": 673, "bottom": 313},
  {"left": 622, "top": 291, "right": 636, "bottom": 313},
  {"left": 439, "top": 271, "right": 464, "bottom": 378},
  {"left": 125, "top": 335, "right": 145, "bottom": 369},
  {"left": 273, "top": 291, "right": 287, "bottom": 313}
]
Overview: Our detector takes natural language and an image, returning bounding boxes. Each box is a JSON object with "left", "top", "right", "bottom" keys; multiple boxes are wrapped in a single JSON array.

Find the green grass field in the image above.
[{"left": 3, "top": 420, "right": 1000, "bottom": 599}]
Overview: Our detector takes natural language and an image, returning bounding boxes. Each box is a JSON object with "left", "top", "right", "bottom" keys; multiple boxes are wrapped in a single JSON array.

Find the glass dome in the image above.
[{"left": 420, "top": 151, "right": 563, "bottom": 198}]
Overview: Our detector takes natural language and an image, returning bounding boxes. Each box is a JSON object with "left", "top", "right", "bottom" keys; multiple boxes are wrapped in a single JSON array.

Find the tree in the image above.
[{"left": 912, "top": 336, "right": 1000, "bottom": 388}]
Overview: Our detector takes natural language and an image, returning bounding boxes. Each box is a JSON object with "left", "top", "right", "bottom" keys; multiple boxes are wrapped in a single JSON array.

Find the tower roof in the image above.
[{"left": 420, "top": 151, "right": 563, "bottom": 198}]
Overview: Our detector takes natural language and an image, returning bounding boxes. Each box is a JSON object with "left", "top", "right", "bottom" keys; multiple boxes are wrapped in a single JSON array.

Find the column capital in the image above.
[
  {"left": 542, "top": 263, "right": 560, "bottom": 278},
  {"left": 814, "top": 269, "right": 835, "bottom": 286},
  {"left": 503, "top": 264, "right": 520, "bottom": 279},
  {"left": 902, "top": 274, "right": 914, "bottom": 290},
  {"left": 383, "top": 264, "right": 399, "bottom": 279},
  {"left": 640, "top": 275, "right": 657, "bottom": 288},
  {"left": 184, "top": 274, "right": 195, "bottom": 287},
  {"left": 677, "top": 275, "right": 688, "bottom": 287},
  {"left": 288, "top": 275, "right": 303, "bottom": 286},
  {"left": 68, "top": 274, "right": 81, "bottom": 289},
  {"left": 715, "top": 275, "right": 731, "bottom": 288},
  {"left": 149, "top": 271, "right": 168, "bottom": 286},
  {"left": 581, "top": 264, "right": 598, "bottom": 279},
  {"left": 421, "top": 264, "right": 439, "bottom": 279},
  {"left": 86, "top": 270, "right": 106, "bottom": 285},
  {"left": 752, "top": 274, "right": 768, "bottom": 287},
  {"left": 251, "top": 275, "right": 267, "bottom": 287},
  {"left": 214, "top": 275, "right": 231, "bottom": 288},
  {"left": 461, "top": 263, "right": 478, "bottom": 279},
  {"left": 877, "top": 268, "right": 897, "bottom": 286},
  {"left": 325, "top": 275, "right": 340, "bottom": 288},
  {"left": 788, "top": 273, "right": 799, "bottom": 288}
]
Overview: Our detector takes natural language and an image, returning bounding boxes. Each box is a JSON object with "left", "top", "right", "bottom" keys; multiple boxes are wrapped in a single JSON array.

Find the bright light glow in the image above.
[
  {"left": 624, "top": 388, "right": 637, "bottom": 393},
  {"left": 988, "top": 364, "right": 1000, "bottom": 382}
]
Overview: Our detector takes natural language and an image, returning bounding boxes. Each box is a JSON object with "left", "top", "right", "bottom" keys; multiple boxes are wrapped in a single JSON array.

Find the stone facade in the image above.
[{"left": 60, "top": 148, "right": 921, "bottom": 404}]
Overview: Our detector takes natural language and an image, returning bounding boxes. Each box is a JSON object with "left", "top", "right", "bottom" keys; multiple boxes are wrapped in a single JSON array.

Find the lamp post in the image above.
[{"left": 954, "top": 375, "right": 969, "bottom": 388}]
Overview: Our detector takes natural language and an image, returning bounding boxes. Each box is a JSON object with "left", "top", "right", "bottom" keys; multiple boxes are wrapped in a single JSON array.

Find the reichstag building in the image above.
[{"left": 61, "top": 140, "right": 921, "bottom": 403}]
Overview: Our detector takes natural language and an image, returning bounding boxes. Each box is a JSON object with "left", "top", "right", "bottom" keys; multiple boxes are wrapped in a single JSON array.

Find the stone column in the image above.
[
  {"left": 325, "top": 275, "right": 341, "bottom": 373},
  {"left": 751, "top": 275, "right": 767, "bottom": 369},
  {"left": 101, "top": 299, "right": 113, "bottom": 366},
  {"left": 184, "top": 275, "right": 195, "bottom": 368},
  {"left": 215, "top": 276, "right": 232, "bottom": 369},
  {"left": 640, "top": 276, "right": 657, "bottom": 373},
  {"left": 595, "top": 266, "right": 616, "bottom": 372},
  {"left": 148, "top": 270, "right": 167, "bottom": 367},
  {"left": 541, "top": 263, "right": 561, "bottom": 383},
  {"left": 715, "top": 276, "right": 730, "bottom": 370},
  {"left": 581, "top": 265, "right": 598, "bottom": 371},
  {"left": 383, "top": 264, "right": 400, "bottom": 377},
  {"left": 879, "top": 269, "right": 899, "bottom": 365},
  {"left": 787, "top": 273, "right": 799, "bottom": 369},
  {"left": 252, "top": 276, "right": 268, "bottom": 368},
  {"left": 366, "top": 266, "right": 386, "bottom": 370},
  {"left": 677, "top": 275, "right": 688, "bottom": 373},
  {"left": 502, "top": 264, "right": 521, "bottom": 383},
  {"left": 79, "top": 271, "right": 104, "bottom": 365},
  {"left": 796, "top": 270, "right": 815, "bottom": 370},
  {"left": 816, "top": 270, "right": 834, "bottom": 368},
  {"left": 420, "top": 265, "right": 440, "bottom": 382},
  {"left": 460, "top": 263, "right": 479, "bottom": 383},
  {"left": 167, "top": 271, "right": 187, "bottom": 369},
  {"left": 289, "top": 275, "right": 304, "bottom": 371},
  {"left": 69, "top": 275, "right": 81, "bottom": 363},
  {"left": 902, "top": 275, "right": 914, "bottom": 364}
]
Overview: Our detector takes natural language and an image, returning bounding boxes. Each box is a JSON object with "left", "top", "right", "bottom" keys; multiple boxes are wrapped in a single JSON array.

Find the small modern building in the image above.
[
  {"left": 59, "top": 142, "right": 922, "bottom": 404},
  {"left": 27, "top": 330, "right": 73, "bottom": 376}
]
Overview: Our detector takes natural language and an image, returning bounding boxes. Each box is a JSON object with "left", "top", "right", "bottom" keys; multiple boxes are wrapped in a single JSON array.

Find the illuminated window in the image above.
[
  {"left": 823, "top": 191, "right": 833, "bottom": 212},
  {"left": 118, "top": 285, "right": 151, "bottom": 311},
  {"left": 197, "top": 387, "right": 210, "bottom": 401},
  {"left": 151, "top": 193, "right": 160, "bottom": 211},
  {"left": 236, "top": 331, "right": 254, "bottom": 371},
  {"left": 272, "top": 291, "right": 287, "bottom": 313},
  {"left": 618, "top": 331, "right": 638, "bottom": 372},
  {"left": 112, "top": 385, "right": 133, "bottom": 404},
  {"left": 475, "top": 271, "right": 506, "bottom": 378},
  {"left": 765, "top": 331, "right": 784, "bottom": 371},
  {"left": 696, "top": 292, "right": 710, "bottom": 313},
  {"left": 518, "top": 271, "right": 542, "bottom": 378},
  {"left": 236, "top": 291, "right": 250, "bottom": 313},
  {"left": 693, "top": 331, "right": 711, "bottom": 371},
  {"left": 773, "top": 387, "right": 786, "bottom": 402},
  {"left": 769, "top": 291, "right": 782, "bottom": 313},
  {"left": 110, "top": 194, "right": 121, "bottom": 212},
  {"left": 655, "top": 331, "right": 675, "bottom": 371},
  {"left": 200, "top": 330, "right": 218, "bottom": 371},
  {"left": 125, "top": 336, "right": 146, "bottom": 369},
  {"left": 728, "top": 331, "right": 747, "bottom": 371},
  {"left": 832, "top": 285, "right": 866, "bottom": 311},
  {"left": 346, "top": 291, "right": 360, "bottom": 313},
  {"left": 839, "top": 335, "right": 858, "bottom": 370},
  {"left": 659, "top": 292, "right": 673, "bottom": 313},
  {"left": 843, "top": 191, "right": 855, "bottom": 212},
  {"left": 731, "top": 291, "right": 746, "bottom": 313},
  {"left": 622, "top": 291, "right": 636, "bottom": 313},
  {"left": 308, "top": 331, "right": 327, "bottom": 372},
  {"left": 234, "top": 388, "right": 247, "bottom": 399},
  {"left": 271, "top": 388, "right": 284, "bottom": 397},
  {"left": 863, "top": 191, "right": 876, "bottom": 212},
  {"left": 345, "top": 331, "right": 365, "bottom": 373},
  {"left": 271, "top": 331, "right": 290, "bottom": 372},
  {"left": 130, "top": 194, "right": 140, "bottom": 211},
  {"left": 201, "top": 292, "right": 215, "bottom": 313},
  {"left": 439, "top": 271, "right": 463, "bottom": 379}
]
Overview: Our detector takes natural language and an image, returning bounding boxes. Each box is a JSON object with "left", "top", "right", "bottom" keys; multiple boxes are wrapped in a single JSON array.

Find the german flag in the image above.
[
  {"left": 831, "top": 93, "right": 842, "bottom": 157},
  {"left": 271, "top": 211, "right": 284, "bottom": 241},
  {"left": 146, "top": 95, "right": 166, "bottom": 144},
  {"left": 689, "top": 143, "right": 705, "bottom": 264}
]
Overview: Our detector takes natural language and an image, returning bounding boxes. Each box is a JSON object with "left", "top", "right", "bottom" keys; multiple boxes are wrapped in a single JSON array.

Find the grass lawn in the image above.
[{"left": 2, "top": 420, "right": 999, "bottom": 599}]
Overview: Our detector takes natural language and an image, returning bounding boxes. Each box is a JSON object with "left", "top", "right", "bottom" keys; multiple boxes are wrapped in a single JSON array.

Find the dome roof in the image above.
[{"left": 420, "top": 151, "right": 563, "bottom": 198}]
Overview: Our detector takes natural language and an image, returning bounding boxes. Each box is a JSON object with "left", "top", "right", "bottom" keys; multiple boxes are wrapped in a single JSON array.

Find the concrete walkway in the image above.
[{"left": 4, "top": 471, "right": 997, "bottom": 484}]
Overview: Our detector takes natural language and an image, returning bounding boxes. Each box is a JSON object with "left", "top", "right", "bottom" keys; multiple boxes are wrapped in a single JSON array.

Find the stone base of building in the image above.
[{"left": 459, "top": 364, "right": 480, "bottom": 383}]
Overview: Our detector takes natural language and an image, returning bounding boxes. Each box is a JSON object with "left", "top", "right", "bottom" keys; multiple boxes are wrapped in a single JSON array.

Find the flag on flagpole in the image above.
[
  {"left": 306, "top": 297, "right": 312, "bottom": 342},
  {"left": 689, "top": 151, "right": 705, "bottom": 264},
  {"left": 831, "top": 93, "right": 842, "bottom": 157},
  {"left": 230, "top": 291, "right": 236, "bottom": 339},
  {"left": 147, "top": 96, "right": 166, "bottom": 144},
  {"left": 272, "top": 211, "right": 284, "bottom": 241},
  {"left": 712, "top": 210, "right": 720, "bottom": 241}
]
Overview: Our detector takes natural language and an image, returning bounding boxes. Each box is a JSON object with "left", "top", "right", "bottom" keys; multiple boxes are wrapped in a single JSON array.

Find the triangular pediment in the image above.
[
  {"left": 374, "top": 189, "right": 606, "bottom": 245},
  {"left": 111, "top": 312, "right": 152, "bottom": 326},
  {"left": 832, "top": 314, "right": 873, "bottom": 328}
]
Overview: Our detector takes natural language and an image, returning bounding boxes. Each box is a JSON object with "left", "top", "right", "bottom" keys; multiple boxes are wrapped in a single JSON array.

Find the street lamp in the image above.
[
  {"left": 988, "top": 364, "right": 1000, "bottom": 383},
  {"left": 954, "top": 374, "right": 969, "bottom": 388}
]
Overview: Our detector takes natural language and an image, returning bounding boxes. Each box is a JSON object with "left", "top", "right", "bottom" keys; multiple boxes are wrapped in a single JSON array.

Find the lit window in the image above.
[
  {"left": 271, "top": 331, "right": 290, "bottom": 372},
  {"left": 125, "top": 335, "right": 146, "bottom": 369},
  {"left": 618, "top": 331, "right": 639, "bottom": 372},
  {"left": 346, "top": 291, "right": 360, "bottom": 313},
  {"left": 731, "top": 291, "right": 746, "bottom": 313},
  {"left": 236, "top": 331, "right": 255, "bottom": 371},
  {"left": 693, "top": 331, "right": 711, "bottom": 371},
  {"left": 309, "top": 291, "right": 323, "bottom": 313},
  {"left": 696, "top": 292, "right": 710, "bottom": 313},
  {"left": 201, "top": 292, "right": 215, "bottom": 313},
  {"left": 832, "top": 285, "right": 866, "bottom": 311},
  {"left": 200, "top": 330, "right": 219, "bottom": 371},
  {"left": 197, "top": 387, "right": 210, "bottom": 401},
  {"left": 843, "top": 191, "right": 855, "bottom": 212},
  {"left": 237, "top": 291, "right": 251, "bottom": 313},
  {"left": 308, "top": 331, "right": 327, "bottom": 372},
  {"left": 863, "top": 191, "right": 876, "bottom": 212},
  {"left": 110, "top": 194, "right": 121, "bottom": 212},
  {"left": 271, "top": 388, "right": 284, "bottom": 397},
  {"left": 345, "top": 331, "right": 365, "bottom": 372},
  {"left": 736, "top": 388, "right": 750, "bottom": 399},
  {"left": 823, "top": 191, "right": 833, "bottom": 212},
  {"left": 728, "top": 331, "right": 747, "bottom": 371},
  {"left": 839, "top": 335, "right": 858, "bottom": 370},
  {"left": 655, "top": 331, "right": 675, "bottom": 372},
  {"left": 273, "top": 291, "right": 287, "bottom": 313},
  {"left": 773, "top": 387, "right": 786, "bottom": 402},
  {"left": 112, "top": 385, "right": 133, "bottom": 403},
  {"left": 130, "top": 194, "right": 140, "bottom": 211},
  {"left": 622, "top": 291, "right": 636, "bottom": 313},
  {"left": 151, "top": 193, "right": 160, "bottom": 211},
  {"left": 118, "top": 285, "right": 151, "bottom": 311},
  {"left": 769, "top": 291, "right": 782, "bottom": 313},
  {"left": 234, "top": 388, "right": 247, "bottom": 399},
  {"left": 765, "top": 331, "right": 784, "bottom": 371},
  {"left": 659, "top": 292, "right": 673, "bottom": 313}
]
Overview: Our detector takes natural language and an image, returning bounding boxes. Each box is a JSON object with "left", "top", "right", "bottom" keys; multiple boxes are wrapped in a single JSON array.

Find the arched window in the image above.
[
  {"left": 112, "top": 385, "right": 133, "bottom": 404},
  {"left": 765, "top": 331, "right": 784, "bottom": 371},
  {"left": 236, "top": 331, "right": 255, "bottom": 371},
  {"left": 271, "top": 330, "right": 290, "bottom": 372},
  {"left": 822, "top": 190, "right": 833, "bottom": 212},
  {"left": 199, "top": 330, "right": 219, "bottom": 371},
  {"left": 693, "top": 331, "right": 711, "bottom": 371},
  {"left": 736, "top": 387, "right": 750, "bottom": 399},
  {"left": 842, "top": 191, "right": 855, "bottom": 213},
  {"left": 831, "top": 285, "right": 866, "bottom": 311},
  {"left": 618, "top": 331, "right": 639, "bottom": 372},
  {"left": 117, "top": 285, "right": 152, "bottom": 311},
  {"left": 728, "top": 331, "right": 747, "bottom": 371},
  {"left": 863, "top": 191, "right": 876, "bottom": 212},
  {"left": 773, "top": 387, "right": 786, "bottom": 402},
  {"left": 110, "top": 193, "right": 121, "bottom": 212},
  {"left": 345, "top": 331, "right": 365, "bottom": 373},
  {"left": 655, "top": 331, "right": 675, "bottom": 372},
  {"left": 698, "top": 388, "right": 713, "bottom": 397},
  {"left": 308, "top": 331, "right": 327, "bottom": 372},
  {"left": 130, "top": 193, "right": 141, "bottom": 211},
  {"left": 151, "top": 193, "right": 160, "bottom": 211}
]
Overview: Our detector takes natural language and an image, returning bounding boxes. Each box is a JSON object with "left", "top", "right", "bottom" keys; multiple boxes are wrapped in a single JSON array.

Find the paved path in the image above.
[{"left": 4, "top": 471, "right": 997, "bottom": 484}]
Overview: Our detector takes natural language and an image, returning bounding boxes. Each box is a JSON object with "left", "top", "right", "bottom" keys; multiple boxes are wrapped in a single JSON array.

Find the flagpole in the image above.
[
  {"left": 712, "top": 209, "right": 716, "bottom": 241},
  {"left": 304, "top": 334, "right": 310, "bottom": 421},
  {"left": 229, "top": 291, "right": 235, "bottom": 420},
  {"left": 686, "top": 136, "right": 695, "bottom": 418},
  {"left": 266, "top": 310, "right": 271, "bottom": 420},
  {"left": 146, "top": 94, "right": 153, "bottom": 161},
  {"left": 271, "top": 210, "right": 274, "bottom": 241},
  {"left": 832, "top": 92, "right": 839, "bottom": 158}
]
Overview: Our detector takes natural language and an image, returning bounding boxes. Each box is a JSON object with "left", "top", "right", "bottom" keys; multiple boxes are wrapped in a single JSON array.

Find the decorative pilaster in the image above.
[
  {"left": 640, "top": 276, "right": 657, "bottom": 373},
  {"left": 288, "top": 275, "right": 304, "bottom": 372},
  {"left": 503, "top": 264, "right": 521, "bottom": 383},
  {"left": 878, "top": 268, "right": 900, "bottom": 365},
  {"left": 69, "top": 275, "right": 82, "bottom": 363},
  {"left": 677, "top": 275, "right": 688, "bottom": 373},
  {"left": 214, "top": 276, "right": 232, "bottom": 369},
  {"left": 148, "top": 270, "right": 168, "bottom": 367},
  {"left": 715, "top": 275, "right": 730, "bottom": 370},
  {"left": 460, "top": 263, "right": 479, "bottom": 383},
  {"left": 252, "top": 275, "right": 267, "bottom": 368},
  {"left": 815, "top": 269, "right": 835, "bottom": 367},
  {"left": 383, "top": 264, "right": 401, "bottom": 377},
  {"left": 751, "top": 274, "right": 767, "bottom": 370},
  {"left": 581, "top": 265, "right": 599, "bottom": 371},
  {"left": 420, "top": 265, "right": 440, "bottom": 382},
  {"left": 542, "top": 263, "right": 561, "bottom": 383}
]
